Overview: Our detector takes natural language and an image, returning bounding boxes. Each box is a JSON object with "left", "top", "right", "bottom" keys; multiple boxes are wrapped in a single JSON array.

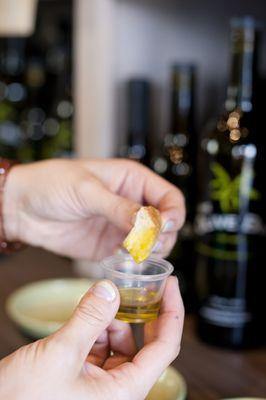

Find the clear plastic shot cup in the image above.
[{"left": 101, "top": 254, "right": 174, "bottom": 323}]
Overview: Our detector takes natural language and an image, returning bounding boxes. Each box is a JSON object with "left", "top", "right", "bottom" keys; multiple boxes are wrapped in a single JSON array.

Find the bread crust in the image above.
[{"left": 123, "top": 206, "right": 162, "bottom": 263}]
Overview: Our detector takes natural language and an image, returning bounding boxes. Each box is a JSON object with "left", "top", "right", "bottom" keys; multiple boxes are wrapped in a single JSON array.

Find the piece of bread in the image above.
[{"left": 123, "top": 206, "right": 162, "bottom": 263}]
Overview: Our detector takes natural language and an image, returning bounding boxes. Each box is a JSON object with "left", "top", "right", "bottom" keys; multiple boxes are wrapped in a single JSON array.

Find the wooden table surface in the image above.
[{"left": 0, "top": 248, "right": 266, "bottom": 400}]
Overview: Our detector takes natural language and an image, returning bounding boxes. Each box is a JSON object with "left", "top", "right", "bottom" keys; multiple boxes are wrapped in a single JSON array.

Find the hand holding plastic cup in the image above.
[{"left": 101, "top": 254, "right": 174, "bottom": 323}]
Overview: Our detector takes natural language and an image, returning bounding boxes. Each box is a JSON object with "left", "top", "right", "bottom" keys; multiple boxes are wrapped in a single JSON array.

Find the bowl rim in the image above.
[
  {"left": 5, "top": 277, "right": 95, "bottom": 334},
  {"left": 168, "top": 366, "right": 187, "bottom": 400},
  {"left": 147, "top": 366, "right": 187, "bottom": 400}
]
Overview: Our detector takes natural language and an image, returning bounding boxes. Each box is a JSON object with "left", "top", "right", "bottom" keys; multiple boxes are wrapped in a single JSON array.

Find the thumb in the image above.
[
  {"left": 54, "top": 280, "right": 120, "bottom": 364},
  {"left": 79, "top": 177, "right": 140, "bottom": 233}
]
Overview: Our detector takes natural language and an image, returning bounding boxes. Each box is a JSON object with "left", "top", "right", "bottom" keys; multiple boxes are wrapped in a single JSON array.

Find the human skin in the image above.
[
  {"left": 0, "top": 158, "right": 185, "bottom": 400},
  {"left": 3, "top": 158, "right": 185, "bottom": 260},
  {"left": 0, "top": 277, "right": 184, "bottom": 400}
]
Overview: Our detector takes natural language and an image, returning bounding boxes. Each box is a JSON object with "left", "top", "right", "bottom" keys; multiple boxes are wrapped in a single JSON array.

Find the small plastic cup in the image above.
[{"left": 101, "top": 254, "right": 174, "bottom": 323}]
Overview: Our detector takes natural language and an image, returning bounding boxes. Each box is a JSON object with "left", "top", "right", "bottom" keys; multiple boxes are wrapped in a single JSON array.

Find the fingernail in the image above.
[
  {"left": 162, "top": 220, "right": 175, "bottom": 233},
  {"left": 153, "top": 241, "right": 162, "bottom": 253},
  {"left": 91, "top": 280, "right": 116, "bottom": 302}
]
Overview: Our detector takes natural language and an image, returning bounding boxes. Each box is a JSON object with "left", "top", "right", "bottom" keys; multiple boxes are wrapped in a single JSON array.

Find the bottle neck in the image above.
[
  {"left": 127, "top": 79, "right": 149, "bottom": 147},
  {"left": 169, "top": 66, "right": 194, "bottom": 136},
  {"left": 225, "top": 19, "right": 258, "bottom": 113}
]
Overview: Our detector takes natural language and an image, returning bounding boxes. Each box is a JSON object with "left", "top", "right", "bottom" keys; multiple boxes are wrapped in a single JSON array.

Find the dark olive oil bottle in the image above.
[{"left": 195, "top": 17, "right": 265, "bottom": 348}]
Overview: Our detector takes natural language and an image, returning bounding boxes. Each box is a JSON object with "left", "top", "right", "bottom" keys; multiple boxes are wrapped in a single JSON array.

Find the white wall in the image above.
[{"left": 74, "top": 0, "right": 116, "bottom": 158}]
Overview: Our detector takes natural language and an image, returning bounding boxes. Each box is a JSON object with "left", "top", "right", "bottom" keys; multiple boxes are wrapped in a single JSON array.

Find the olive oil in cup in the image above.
[{"left": 101, "top": 255, "right": 173, "bottom": 323}]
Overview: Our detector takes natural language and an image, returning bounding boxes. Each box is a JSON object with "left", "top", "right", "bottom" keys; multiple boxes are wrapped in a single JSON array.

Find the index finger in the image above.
[
  {"left": 134, "top": 164, "right": 186, "bottom": 232},
  {"left": 85, "top": 159, "right": 185, "bottom": 232},
  {"left": 103, "top": 319, "right": 137, "bottom": 370},
  {"left": 144, "top": 276, "right": 184, "bottom": 346}
]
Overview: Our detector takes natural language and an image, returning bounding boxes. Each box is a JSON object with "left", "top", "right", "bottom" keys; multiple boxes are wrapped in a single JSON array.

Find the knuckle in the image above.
[
  {"left": 73, "top": 175, "right": 99, "bottom": 214},
  {"left": 76, "top": 175, "right": 95, "bottom": 195},
  {"left": 76, "top": 300, "right": 108, "bottom": 327},
  {"left": 121, "top": 158, "right": 149, "bottom": 176},
  {"left": 46, "top": 333, "right": 68, "bottom": 355},
  {"left": 122, "top": 158, "right": 140, "bottom": 170},
  {"left": 110, "top": 197, "right": 121, "bottom": 216},
  {"left": 110, "top": 363, "right": 138, "bottom": 399}
]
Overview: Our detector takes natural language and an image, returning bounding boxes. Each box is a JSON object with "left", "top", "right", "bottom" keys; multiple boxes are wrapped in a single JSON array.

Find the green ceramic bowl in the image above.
[
  {"left": 6, "top": 278, "right": 95, "bottom": 339},
  {"left": 146, "top": 366, "right": 187, "bottom": 400}
]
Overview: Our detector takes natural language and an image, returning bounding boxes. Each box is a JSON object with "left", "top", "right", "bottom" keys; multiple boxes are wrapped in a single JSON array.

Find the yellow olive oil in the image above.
[{"left": 117, "top": 288, "right": 160, "bottom": 323}]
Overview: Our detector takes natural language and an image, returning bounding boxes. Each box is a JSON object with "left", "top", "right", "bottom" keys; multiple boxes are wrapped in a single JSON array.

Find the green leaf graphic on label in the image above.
[{"left": 210, "top": 162, "right": 260, "bottom": 213}]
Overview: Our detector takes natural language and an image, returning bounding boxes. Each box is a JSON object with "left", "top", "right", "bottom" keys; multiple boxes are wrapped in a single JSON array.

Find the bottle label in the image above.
[
  {"left": 200, "top": 296, "right": 252, "bottom": 328},
  {"left": 196, "top": 158, "right": 265, "bottom": 261},
  {"left": 196, "top": 206, "right": 265, "bottom": 235},
  {"left": 210, "top": 161, "right": 260, "bottom": 213},
  {"left": 196, "top": 160, "right": 265, "bottom": 236}
]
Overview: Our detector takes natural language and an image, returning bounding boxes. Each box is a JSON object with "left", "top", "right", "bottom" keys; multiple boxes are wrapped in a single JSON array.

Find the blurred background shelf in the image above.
[
  {"left": 0, "top": 0, "right": 265, "bottom": 160},
  {"left": 74, "top": 0, "right": 266, "bottom": 159},
  {"left": 0, "top": 0, "right": 73, "bottom": 161}
]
